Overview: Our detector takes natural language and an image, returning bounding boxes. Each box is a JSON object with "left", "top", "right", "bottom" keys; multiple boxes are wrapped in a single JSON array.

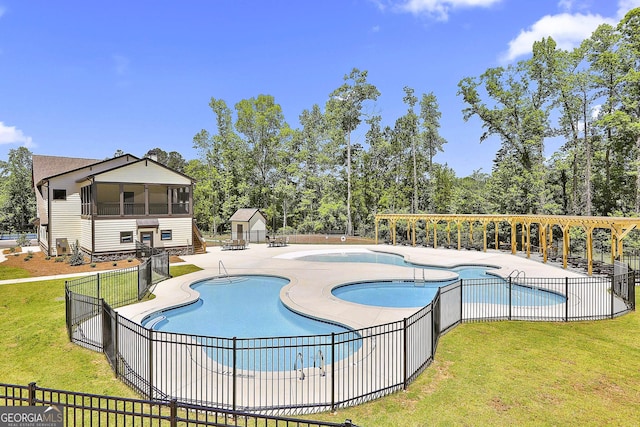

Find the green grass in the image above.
[
  {"left": 1, "top": 264, "right": 638, "bottom": 425},
  {"left": 310, "top": 298, "right": 640, "bottom": 426},
  {"left": 0, "top": 264, "right": 31, "bottom": 280},
  {"left": 0, "top": 264, "right": 202, "bottom": 397}
]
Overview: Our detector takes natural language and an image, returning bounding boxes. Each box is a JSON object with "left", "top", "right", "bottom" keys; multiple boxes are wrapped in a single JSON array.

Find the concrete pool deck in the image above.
[
  {"left": 96, "top": 243, "right": 631, "bottom": 414},
  {"left": 118, "top": 243, "right": 588, "bottom": 330}
]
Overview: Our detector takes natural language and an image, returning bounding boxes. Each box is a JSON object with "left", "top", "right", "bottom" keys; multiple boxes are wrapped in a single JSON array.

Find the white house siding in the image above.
[
  {"left": 94, "top": 162, "right": 191, "bottom": 185},
  {"left": 38, "top": 225, "right": 49, "bottom": 252},
  {"left": 92, "top": 217, "right": 191, "bottom": 254},
  {"left": 155, "top": 218, "right": 193, "bottom": 249},
  {"left": 80, "top": 218, "right": 92, "bottom": 252},
  {"left": 94, "top": 219, "right": 138, "bottom": 254},
  {"left": 49, "top": 187, "right": 82, "bottom": 256}
]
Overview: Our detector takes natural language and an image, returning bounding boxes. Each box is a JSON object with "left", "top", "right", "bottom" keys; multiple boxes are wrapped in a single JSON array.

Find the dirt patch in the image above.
[{"left": 2, "top": 250, "right": 141, "bottom": 277}]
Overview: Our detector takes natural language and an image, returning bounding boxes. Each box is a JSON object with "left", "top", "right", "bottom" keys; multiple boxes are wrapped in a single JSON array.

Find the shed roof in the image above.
[{"left": 229, "top": 208, "right": 266, "bottom": 222}]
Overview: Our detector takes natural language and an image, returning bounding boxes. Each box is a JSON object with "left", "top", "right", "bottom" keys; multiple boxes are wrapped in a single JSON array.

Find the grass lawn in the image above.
[{"left": 1, "top": 263, "right": 638, "bottom": 425}]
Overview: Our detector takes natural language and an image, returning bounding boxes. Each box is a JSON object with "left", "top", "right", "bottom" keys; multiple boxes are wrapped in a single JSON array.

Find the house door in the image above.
[
  {"left": 237, "top": 224, "right": 243, "bottom": 240},
  {"left": 140, "top": 231, "right": 154, "bottom": 248}
]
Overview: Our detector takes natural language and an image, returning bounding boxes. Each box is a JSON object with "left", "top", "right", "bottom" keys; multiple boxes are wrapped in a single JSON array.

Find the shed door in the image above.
[{"left": 237, "top": 224, "right": 244, "bottom": 239}]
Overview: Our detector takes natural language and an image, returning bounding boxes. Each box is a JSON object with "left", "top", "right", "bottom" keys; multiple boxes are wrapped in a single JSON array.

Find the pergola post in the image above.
[
  {"left": 540, "top": 222, "right": 548, "bottom": 263},
  {"left": 586, "top": 226, "right": 594, "bottom": 275},
  {"left": 432, "top": 221, "right": 438, "bottom": 249},
  {"left": 391, "top": 220, "right": 397, "bottom": 246},
  {"left": 510, "top": 221, "right": 517, "bottom": 255},
  {"left": 375, "top": 219, "right": 379, "bottom": 245},
  {"left": 495, "top": 222, "right": 499, "bottom": 250},
  {"left": 483, "top": 222, "right": 488, "bottom": 252},
  {"left": 562, "top": 225, "right": 570, "bottom": 269},
  {"left": 457, "top": 221, "right": 462, "bottom": 250}
]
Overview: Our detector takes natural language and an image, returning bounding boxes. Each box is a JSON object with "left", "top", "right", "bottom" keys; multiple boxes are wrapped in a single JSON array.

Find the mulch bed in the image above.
[{"left": 2, "top": 248, "right": 185, "bottom": 277}]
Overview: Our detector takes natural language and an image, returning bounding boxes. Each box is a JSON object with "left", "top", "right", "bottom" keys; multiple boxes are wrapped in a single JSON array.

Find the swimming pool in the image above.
[
  {"left": 332, "top": 279, "right": 566, "bottom": 307},
  {"left": 300, "top": 251, "right": 566, "bottom": 308},
  {"left": 142, "top": 275, "right": 360, "bottom": 371}
]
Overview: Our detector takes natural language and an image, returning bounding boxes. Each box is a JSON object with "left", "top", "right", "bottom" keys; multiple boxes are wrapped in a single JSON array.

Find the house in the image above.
[
  {"left": 32, "top": 153, "right": 206, "bottom": 260},
  {"left": 229, "top": 208, "right": 267, "bottom": 243}
]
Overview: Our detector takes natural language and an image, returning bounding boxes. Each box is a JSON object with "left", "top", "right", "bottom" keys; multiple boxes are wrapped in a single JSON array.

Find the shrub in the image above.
[
  {"left": 90, "top": 263, "right": 96, "bottom": 268},
  {"left": 45, "top": 256, "right": 51, "bottom": 260},
  {"left": 23, "top": 257, "right": 30, "bottom": 261},
  {"left": 127, "top": 257, "right": 133, "bottom": 263},
  {"left": 13, "top": 253, "right": 20, "bottom": 257},
  {"left": 112, "top": 262, "right": 118, "bottom": 267},
  {"left": 68, "top": 240, "right": 85, "bottom": 266},
  {"left": 55, "top": 256, "right": 65, "bottom": 263},
  {"left": 8, "top": 247, "right": 15, "bottom": 254}
]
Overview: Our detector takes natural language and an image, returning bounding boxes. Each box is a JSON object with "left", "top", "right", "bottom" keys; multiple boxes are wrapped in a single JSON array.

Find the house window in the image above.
[
  {"left": 53, "top": 189, "right": 66, "bottom": 200},
  {"left": 81, "top": 185, "right": 92, "bottom": 215},
  {"left": 120, "top": 231, "right": 133, "bottom": 244},
  {"left": 161, "top": 230, "right": 172, "bottom": 240}
]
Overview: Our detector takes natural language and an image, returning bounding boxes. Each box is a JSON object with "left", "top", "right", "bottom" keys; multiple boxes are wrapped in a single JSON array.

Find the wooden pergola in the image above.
[{"left": 374, "top": 213, "right": 640, "bottom": 275}]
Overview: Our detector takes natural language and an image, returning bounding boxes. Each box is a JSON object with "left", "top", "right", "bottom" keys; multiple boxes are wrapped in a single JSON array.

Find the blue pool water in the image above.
[
  {"left": 142, "top": 275, "right": 359, "bottom": 371},
  {"left": 333, "top": 280, "right": 440, "bottom": 308},
  {"left": 303, "top": 251, "right": 566, "bottom": 308}
]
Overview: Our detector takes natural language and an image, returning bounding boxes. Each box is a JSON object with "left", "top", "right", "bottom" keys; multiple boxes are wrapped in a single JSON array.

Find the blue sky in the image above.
[{"left": 1, "top": 0, "right": 638, "bottom": 176}]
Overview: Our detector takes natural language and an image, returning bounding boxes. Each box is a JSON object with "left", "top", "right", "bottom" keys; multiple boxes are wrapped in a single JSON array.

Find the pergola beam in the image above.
[{"left": 375, "top": 213, "right": 640, "bottom": 275}]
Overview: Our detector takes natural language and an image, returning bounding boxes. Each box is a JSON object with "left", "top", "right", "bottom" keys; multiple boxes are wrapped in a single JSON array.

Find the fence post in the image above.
[
  {"left": 232, "top": 337, "right": 237, "bottom": 412},
  {"left": 97, "top": 273, "right": 101, "bottom": 299},
  {"left": 508, "top": 277, "right": 512, "bottom": 320},
  {"left": 28, "top": 382, "right": 36, "bottom": 405},
  {"left": 148, "top": 329, "right": 154, "bottom": 399},
  {"left": 169, "top": 399, "right": 178, "bottom": 427},
  {"left": 331, "top": 332, "right": 335, "bottom": 412},
  {"left": 459, "top": 279, "right": 463, "bottom": 321},
  {"left": 403, "top": 318, "right": 408, "bottom": 390},
  {"left": 565, "top": 278, "right": 569, "bottom": 322},
  {"left": 611, "top": 275, "right": 615, "bottom": 320},
  {"left": 114, "top": 311, "right": 120, "bottom": 378}
]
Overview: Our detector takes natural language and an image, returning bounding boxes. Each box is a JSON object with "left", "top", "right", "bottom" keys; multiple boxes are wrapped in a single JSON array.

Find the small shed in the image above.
[{"left": 229, "top": 208, "right": 267, "bottom": 243}]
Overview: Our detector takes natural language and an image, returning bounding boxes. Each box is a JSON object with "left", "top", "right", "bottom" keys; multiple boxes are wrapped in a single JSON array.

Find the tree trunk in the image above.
[
  {"left": 346, "top": 131, "right": 353, "bottom": 236},
  {"left": 412, "top": 135, "right": 418, "bottom": 214},
  {"left": 636, "top": 134, "right": 640, "bottom": 213},
  {"left": 583, "top": 102, "right": 592, "bottom": 216}
]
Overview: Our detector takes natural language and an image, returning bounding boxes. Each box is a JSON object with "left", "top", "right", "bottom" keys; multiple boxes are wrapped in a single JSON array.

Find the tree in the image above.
[
  {"left": 616, "top": 8, "right": 640, "bottom": 211},
  {"left": 235, "top": 94, "right": 289, "bottom": 210},
  {"left": 144, "top": 148, "right": 187, "bottom": 172},
  {"left": 420, "top": 92, "right": 447, "bottom": 173},
  {"left": 193, "top": 97, "right": 250, "bottom": 233},
  {"left": 0, "top": 147, "right": 36, "bottom": 231},
  {"left": 326, "top": 68, "right": 380, "bottom": 235},
  {"left": 458, "top": 58, "right": 551, "bottom": 213}
]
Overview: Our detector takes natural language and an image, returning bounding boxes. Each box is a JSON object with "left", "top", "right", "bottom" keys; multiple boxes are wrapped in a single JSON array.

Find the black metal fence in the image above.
[
  {"left": 64, "top": 267, "right": 636, "bottom": 416},
  {"left": 0, "top": 382, "right": 356, "bottom": 427},
  {"left": 65, "top": 252, "right": 169, "bottom": 350}
]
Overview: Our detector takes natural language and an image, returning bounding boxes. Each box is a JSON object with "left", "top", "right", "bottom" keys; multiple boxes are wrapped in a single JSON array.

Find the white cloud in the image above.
[
  {"left": 0, "top": 122, "right": 34, "bottom": 147},
  {"left": 557, "top": 0, "right": 573, "bottom": 12},
  {"left": 501, "top": 13, "right": 615, "bottom": 62},
  {"left": 617, "top": 0, "right": 640, "bottom": 18},
  {"left": 397, "top": 0, "right": 503, "bottom": 21},
  {"left": 591, "top": 104, "right": 601, "bottom": 120}
]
